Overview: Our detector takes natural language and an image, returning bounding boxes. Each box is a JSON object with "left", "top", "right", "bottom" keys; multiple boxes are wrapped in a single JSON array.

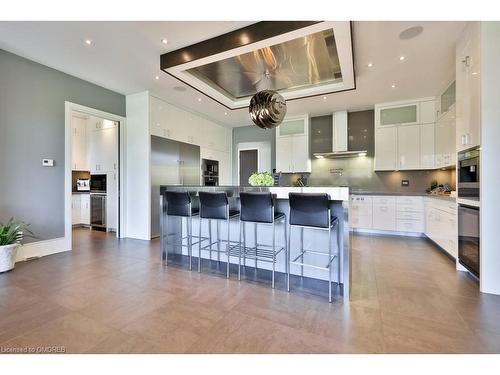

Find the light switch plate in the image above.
[{"left": 42, "top": 159, "right": 54, "bottom": 167}]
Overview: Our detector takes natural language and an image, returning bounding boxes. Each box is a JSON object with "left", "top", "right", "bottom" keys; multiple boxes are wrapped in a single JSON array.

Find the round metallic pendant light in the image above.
[{"left": 249, "top": 90, "right": 287, "bottom": 129}]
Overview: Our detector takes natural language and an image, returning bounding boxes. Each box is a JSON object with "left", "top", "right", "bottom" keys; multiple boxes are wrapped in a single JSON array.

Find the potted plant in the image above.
[
  {"left": 0, "top": 218, "right": 31, "bottom": 273},
  {"left": 248, "top": 171, "right": 274, "bottom": 187}
]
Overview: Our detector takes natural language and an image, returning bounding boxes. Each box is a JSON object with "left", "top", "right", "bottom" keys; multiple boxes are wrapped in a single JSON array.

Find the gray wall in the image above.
[
  {"left": 0, "top": 49, "right": 126, "bottom": 242},
  {"left": 232, "top": 125, "right": 276, "bottom": 185}
]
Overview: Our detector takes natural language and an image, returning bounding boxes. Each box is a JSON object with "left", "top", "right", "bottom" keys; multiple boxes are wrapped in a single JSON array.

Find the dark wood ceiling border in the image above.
[{"left": 160, "top": 21, "right": 320, "bottom": 70}]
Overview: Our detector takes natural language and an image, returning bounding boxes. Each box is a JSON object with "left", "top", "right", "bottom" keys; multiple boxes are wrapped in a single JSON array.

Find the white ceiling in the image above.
[{"left": 0, "top": 21, "right": 467, "bottom": 127}]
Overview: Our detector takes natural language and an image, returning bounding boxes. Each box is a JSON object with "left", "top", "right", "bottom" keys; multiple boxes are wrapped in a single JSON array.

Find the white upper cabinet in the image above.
[
  {"left": 378, "top": 103, "right": 418, "bottom": 127},
  {"left": 375, "top": 97, "right": 437, "bottom": 170},
  {"left": 89, "top": 121, "right": 117, "bottom": 173},
  {"left": 275, "top": 116, "right": 310, "bottom": 173},
  {"left": 398, "top": 125, "right": 421, "bottom": 170},
  {"left": 71, "top": 115, "right": 89, "bottom": 171},
  {"left": 374, "top": 127, "right": 398, "bottom": 171},
  {"left": 456, "top": 22, "right": 481, "bottom": 152},
  {"left": 420, "top": 100, "right": 437, "bottom": 124},
  {"left": 435, "top": 104, "right": 456, "bottom": 168},
  {"left": 149, "top": 95, "right": 229, "bottom": 152},
  {"left": 420, "top": 123, "right": 436, "bottom": 169}
]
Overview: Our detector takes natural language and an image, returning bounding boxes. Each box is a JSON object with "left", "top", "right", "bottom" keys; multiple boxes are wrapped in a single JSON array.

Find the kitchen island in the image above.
[{"left": 160, "top": 186, "right": 350, "bottom": 300}]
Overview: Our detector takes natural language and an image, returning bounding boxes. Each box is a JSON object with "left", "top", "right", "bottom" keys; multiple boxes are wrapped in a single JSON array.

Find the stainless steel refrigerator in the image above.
[{"left": 150, "top": 136, "right": 200, "bottom": 237}]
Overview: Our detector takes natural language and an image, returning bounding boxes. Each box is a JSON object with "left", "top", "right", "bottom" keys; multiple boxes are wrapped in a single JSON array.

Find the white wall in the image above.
[
  {"left": 125, "top": 92, "right": 151, "bottom": 240},
  {"left": 480, "top": 22, "right": 500, "bottom": 295}
]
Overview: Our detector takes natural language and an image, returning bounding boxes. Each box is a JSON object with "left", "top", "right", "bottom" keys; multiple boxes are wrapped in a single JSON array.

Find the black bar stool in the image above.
[
  {"left": 238, "top": 192, "right": 288, "bottom": 288},
  {"left": 198, "top": 191, "right": 240, "bottom": 278},
  {"left": 160, "top": 191, "right": 200, "bottom": 270},
  {"left": 287, "top": 193, "right": 341, "bottom": 302}
]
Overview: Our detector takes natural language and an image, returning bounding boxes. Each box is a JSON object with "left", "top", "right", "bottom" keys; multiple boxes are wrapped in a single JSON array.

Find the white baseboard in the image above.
[
  {"left": 16, "top": 237, "right": 70, "bottom": 262},
  {"left": 351, "top": 228, "right": 423, "bottom": 237}
]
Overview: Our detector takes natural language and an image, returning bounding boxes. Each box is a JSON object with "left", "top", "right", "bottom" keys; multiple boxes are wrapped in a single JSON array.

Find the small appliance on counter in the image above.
[
  {"left": 76, "top": 178, "right": 90, "bottom": 191},
  {"left": 90, "top": 174, "right": 107, "bottom": 230},
  {"left": 201, "top": 159, "right": 219, "bottom": 186}
]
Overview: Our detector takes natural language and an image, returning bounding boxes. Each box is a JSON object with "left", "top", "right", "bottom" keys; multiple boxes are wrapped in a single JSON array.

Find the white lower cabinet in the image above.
[
  {"left": 372, "top": 197, "right": 396, "bottom": 231},
  {"left": 349, "top": 196, "right": 373, "bottom": 229},
  {"left": 72, "top": 193, "right": 90, "bottom": 226},
  {"left": 350, "top": 195, "right": 424, "bottom": 233},
  {"left": 424, "top": 198, "right": 457, "bottom": 258}
]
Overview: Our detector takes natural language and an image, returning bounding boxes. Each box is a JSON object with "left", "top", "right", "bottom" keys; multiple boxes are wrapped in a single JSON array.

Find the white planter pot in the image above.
[{"left": 0, "top": 244, "right": 19, "bottom": 273}]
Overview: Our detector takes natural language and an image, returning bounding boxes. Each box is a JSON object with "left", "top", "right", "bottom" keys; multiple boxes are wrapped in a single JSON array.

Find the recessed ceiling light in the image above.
[
  {"left": 161, "top": 38, "right": 168, "bottom": 45},
  {"left": 367, "top": 62, "right": 374, "bottom": 67},
  {"left": 154, "top": 76, "right": 159, "bottom": 80},
  {"left": 84, "top": 39, "right": 93, "bottom": 46},
  {"left": 197, "top": 97, "right": 202, "bottom": 102},
  {"left": 399, "top": 56, "right": 405, "bottom": 61},
  {"left": 399, "top": 26, "right": 424, "bottom": 40},
  {"left": 391, "top": 84, "right": 396, "bottom": 88},
  {"left": 323, "top": 96, "right": 327, "bottom": 100},
  {"left": 224, "top": 112, "right": 228, "bottom": 116}
]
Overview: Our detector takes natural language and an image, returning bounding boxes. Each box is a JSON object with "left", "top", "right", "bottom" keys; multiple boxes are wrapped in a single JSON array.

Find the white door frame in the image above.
[
  {"left": 237, "top": 146, "right": 260, "bottom": 185},
  {"left": 64, "top": 101, "right": 126, "bottom": 251}
]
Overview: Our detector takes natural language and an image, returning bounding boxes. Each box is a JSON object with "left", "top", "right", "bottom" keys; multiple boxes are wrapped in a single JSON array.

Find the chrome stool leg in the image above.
[
  {"left": 188, "top": 217, "right": 193, "bottom": 271},
  {"left": 238, "top": 221, "right": 242, "bottom": 281},
  {"left": 198, "top": 217, "right": 202, "bottom": 273},
  {"left": 328, "top": 225, "right": 332, "bottom": 303},
  {"left": 300, "top": 227, "right": 304, "bottom": 278},
  {"left": 208, "top": 220, "right": 212, "bottom": 262},
  {"left": 287, "top": 224, "right": 291, "bottom": 292},
  {"left": 254, "top": 223, "right": 258, "bottom": 269},
  {"left": 272, "top": 221, "right": 276, "bottom": 289},
  {"left": 243, "top": 222, "right": 247, "bottom": 268},
  {"left": 217, "top": 220, "right": 221, "bottom": 263},
  {"left": 226, "top": 219, "right": 231, "bottom": 279}
]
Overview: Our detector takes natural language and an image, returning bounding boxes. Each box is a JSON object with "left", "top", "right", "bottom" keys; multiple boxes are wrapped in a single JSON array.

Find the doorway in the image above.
[
  {"left": 65, "top": 102, "right": 125, "bottom": 251},
  {"left": 239, "top": 149, "right": 258, "bottom": 186}
]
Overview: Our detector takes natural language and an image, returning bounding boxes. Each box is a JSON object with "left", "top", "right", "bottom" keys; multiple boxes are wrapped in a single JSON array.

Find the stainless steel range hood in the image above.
[
  {"left": 314, "top": 150, "right": 368, "bottom": 159},
  {"left": 312, "top": 111, "right": 368, "bottom": 159}
]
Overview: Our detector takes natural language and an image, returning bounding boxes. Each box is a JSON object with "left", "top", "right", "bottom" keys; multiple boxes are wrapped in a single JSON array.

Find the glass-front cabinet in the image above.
[
  {"left": 379, "top": 104, "right": 418, "bottom": 126},
  {"left": 278, "top": 118, "right": 307, "bottom": 136}
]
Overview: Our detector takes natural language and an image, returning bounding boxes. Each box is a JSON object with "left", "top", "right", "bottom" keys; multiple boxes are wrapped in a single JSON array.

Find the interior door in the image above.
[{"left": 239, "top": 149, "right": 258, "bottom": 186}]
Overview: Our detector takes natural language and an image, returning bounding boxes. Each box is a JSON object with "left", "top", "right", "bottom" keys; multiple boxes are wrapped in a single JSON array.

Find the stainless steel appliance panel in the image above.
[
  {"left": 90, "top": 194, "right": 107, "bottom": 228},
  {"left": 150, "top": 136, "right": 200, "bottom": 237}
]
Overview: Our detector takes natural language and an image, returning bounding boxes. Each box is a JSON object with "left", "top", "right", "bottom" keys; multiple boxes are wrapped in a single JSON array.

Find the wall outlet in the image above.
[{"left": 401, "top": 179, "right": 410, "bottom": 187}]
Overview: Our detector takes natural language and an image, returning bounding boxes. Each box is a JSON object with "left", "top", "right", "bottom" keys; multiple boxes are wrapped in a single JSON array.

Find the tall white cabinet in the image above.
[{"left": 456, "top": 22, "right": 481, "bottom": 151}]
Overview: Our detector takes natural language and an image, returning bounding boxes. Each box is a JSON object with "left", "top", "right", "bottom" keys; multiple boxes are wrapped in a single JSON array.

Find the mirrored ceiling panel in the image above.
[{"left": 186, "top": 29, "right": 342, "bottom": 100}]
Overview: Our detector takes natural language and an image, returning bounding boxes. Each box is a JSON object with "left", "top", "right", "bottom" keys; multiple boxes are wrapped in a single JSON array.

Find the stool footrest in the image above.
[
  {"left": 238, "top": 245, "right": 285, "bottom": 262},
  {"left": 291, "top": 250, "right": 338, "bottom": 270}
]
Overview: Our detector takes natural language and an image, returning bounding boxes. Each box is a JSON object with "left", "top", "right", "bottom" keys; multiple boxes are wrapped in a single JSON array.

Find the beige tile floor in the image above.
[{"left": 0, "top": 228, "right": 499, "bottom": 354}]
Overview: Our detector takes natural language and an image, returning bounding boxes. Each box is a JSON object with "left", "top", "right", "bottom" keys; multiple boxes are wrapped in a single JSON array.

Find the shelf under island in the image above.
[{"left": 159, "top": 186, "right": 351, "bottom": 301}]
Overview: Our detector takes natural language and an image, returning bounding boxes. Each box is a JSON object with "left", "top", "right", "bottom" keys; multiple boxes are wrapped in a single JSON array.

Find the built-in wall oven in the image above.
[
  {"left": 458, "top": 205, "right": 480, "bottom": 278},
  {"left": 458, "top": 146, "right": 480, "bottom": 199}
]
